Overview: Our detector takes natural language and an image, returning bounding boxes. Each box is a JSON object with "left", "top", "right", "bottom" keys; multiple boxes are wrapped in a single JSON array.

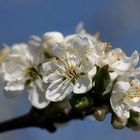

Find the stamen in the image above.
[
  {"left": 136, "top": 92, "right": 140, "bottom": 97},
  {"left": 77, "top": 50, "right": 80, "bottom": 56},
  {"left": 59, "top": 55, "right": 66, "bottom": 61},
  {"left": 24, "top": 66, "right": 39, "bottom": 79},
  {"left": 127, "top": 92, "right": 134, "bottom": 99},
  {"left": 129, "top": 80, "right": 139, "bottom": 88},
  {"left": 48, "top": 70, "right": 54, "bottom": 74},
  {"left": 136, "top": 86, "right": 140, "bottom": 90},
  {"left": 108, "top": 50, "right": 125, "bottom": 65},
  {"left": 51, "top": 59, "right": 58, "bottom": 64}
]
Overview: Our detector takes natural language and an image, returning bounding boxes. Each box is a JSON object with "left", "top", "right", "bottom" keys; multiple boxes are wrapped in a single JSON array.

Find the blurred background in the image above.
[{"left": 0, "top": 0, "right": 140, "bottom": 140}]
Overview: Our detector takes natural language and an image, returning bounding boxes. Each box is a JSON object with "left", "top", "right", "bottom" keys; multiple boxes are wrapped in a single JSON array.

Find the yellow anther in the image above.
[
  {"left": 51, "top": 59, "right": 58, "bottom": 64},
  {"left": 127, "top": 92, "right": 134, "bottom": 99},
  {"left": 129, "top": 80, "right": 138, "bottom": 88},
  {"left": 59, "top": 55, "right": 66, "bottom": 61},
  {"left": 136, "top": 92, "right": 140, "bottom": 97},
  {"left": 136, "top": 86, "right": 140, "bottom": 90},
  {"left": 48, "top": 70, "right": 54, "bottom": 74},
  {"left": 77, "top": 50, "right": 80, "bottom": 55},
  {"left": 102, "top": 42, "right": 112, "bottom": 54}
]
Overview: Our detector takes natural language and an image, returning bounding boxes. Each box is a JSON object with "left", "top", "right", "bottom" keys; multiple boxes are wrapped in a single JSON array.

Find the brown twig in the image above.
[{"left": 0, "top": 102, "right": 96, "bottom": 133}]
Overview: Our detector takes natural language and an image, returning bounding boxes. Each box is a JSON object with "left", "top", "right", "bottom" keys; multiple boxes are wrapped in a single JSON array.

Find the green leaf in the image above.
[
  {"left": 70, "top": 94, "right": 94, "bottom": 111},
  {"left": 25, "top": 79, "right": 32, "bottom": 86},
  {"left": 94, "top": 65, "right": 110, "bottom": 94}
]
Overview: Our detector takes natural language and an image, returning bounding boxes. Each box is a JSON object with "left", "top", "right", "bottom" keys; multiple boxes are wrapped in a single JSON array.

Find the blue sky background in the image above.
[{"left": 0, "top": 0, "right": 140, "bottom": 140}]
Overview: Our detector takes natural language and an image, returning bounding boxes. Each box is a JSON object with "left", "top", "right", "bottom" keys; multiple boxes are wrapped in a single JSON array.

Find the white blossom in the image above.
[
  {"left": 0, "top": 27, "right": 139, "bottom": 114},
  {"left": 110, "top": 79, "right": 140, "bottom": 121},
  {"left": 2, "top": 44, "right": 38, "bottom": 94},
  {"left": 0, "top": 43, "right": 51, "bottom": 108},
  {"left": 42, "top": 36, "right": 97, "bottom": 102},
  {"left": 94, "top": 42, "right": 139, "bottom": 75}
]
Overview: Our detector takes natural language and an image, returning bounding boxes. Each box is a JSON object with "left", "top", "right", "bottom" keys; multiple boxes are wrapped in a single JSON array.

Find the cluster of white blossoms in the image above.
[{"left": 0, "top": 25, "right": 140, "bottom": 124}]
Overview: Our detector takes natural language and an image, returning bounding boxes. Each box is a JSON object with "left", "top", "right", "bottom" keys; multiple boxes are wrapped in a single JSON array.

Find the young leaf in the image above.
[
  {"left": 94, "top": 65, "right": 110, "bottom": 94},
  {"left": 70, "top": 94, "right": 94, "bottom": 111}
]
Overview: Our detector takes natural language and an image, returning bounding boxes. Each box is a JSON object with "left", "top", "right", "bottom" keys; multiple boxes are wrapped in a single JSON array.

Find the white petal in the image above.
[
  {"left": 4, "top": 70, "right": 25, "bottom": 82},
  {"left": 75, "top": 22, "right": 86, "bottom": 34},
  {"left": 64, "top": 34, "right": 77, "bottom": 43},
  {"left": 71, "top": 36, "right": 92, "bottom": 57},
  {"left": 28, "top": 35, "right": 41, "bottom": 48},
  {"left": 4, "top": 82, "right": 24, "bottom": 98},
  {"left": 130, "top": 67, "right": 140, "bottom": 76},
  {"left": 4, "top": 57, "right": 26, "bottom": 74},
  {"left": 11, "top": 44, "right": 34, "bottom": 61},
  {"left": 28, "top": 81, "right": 50, "bottom": 109},
  {"left": 46, "top": 79, "right": 73, "bottom": 102},
  {"left": 73, "top": 76, "right": 92, "bottom": 94},
  {"left": 42, "top": 61, "right": 64, "bottom": 74},
  {"left": 88, "top": 67, "right": 97, "bottom": 78},
  {"left": 11, "top": 44, "right": 29, "bottom": 56},
  {"left": 4, "top": 82, "right": 24, "bottom": 91},
  {"left": 43, "top": 61, "right": 56, "bottom": 72},
  {"left": 110, "top": 72, "right": 118, "bottom": 81},
  {"left": 114, "top": 81, "right": 130, "bottom": 93},
  {"left": 111, "top": 91, "right": 124, "bottom": 102},
  {"left": 113, "top": 60, "right": 130, "bottom": 72},
  {"left": 130, "top": 106, "right": 140, "bottom": 112},
  {"left": 110, "top": 98, "right": 130, "bottom": 120},
  {"left": 127, "top": 95, "right": 140, "bottom": 113},
  {"left": 43, "top": 70, "right": 62, "bottom": 83},
  {"left": 130, "top": 51, "right": 139, "bottom": 68}
]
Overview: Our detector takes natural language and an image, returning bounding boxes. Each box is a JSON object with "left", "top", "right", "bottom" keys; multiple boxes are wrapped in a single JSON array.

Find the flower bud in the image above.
[
  {"left": 94, "top": 105, "right": 109, "bottom": 121},
  {"left": 42, "top": 32, "right": 64, "bottom": 56},
  {"left": 127, "top": 111, "right": 140, "bottom": 131},
  {"left": 111, "top": 115, "right": 127, "bottom": 129}
]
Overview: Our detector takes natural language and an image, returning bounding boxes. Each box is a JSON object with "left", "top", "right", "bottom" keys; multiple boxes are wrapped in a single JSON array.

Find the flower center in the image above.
[
  {"left": 65, "top": 65, "right": 79, "bottom": 79},
  {"left": 97, "top": 42, "right": 125, "bottom": 66},
  {"left": 60, "top": 56, "right": 80, "bottom": 83},
  {"left": 125, "top": 80, "right": 140, "bottom": 99},
  {"left": 24, "top": 66, "right": 40, "bottom": 80},
  {"left": 125, "top": 92, "right": 140, "bottom": 100}
]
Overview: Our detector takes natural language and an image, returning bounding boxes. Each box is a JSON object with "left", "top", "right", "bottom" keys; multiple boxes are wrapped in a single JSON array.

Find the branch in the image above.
[
  {"left": 0, "top": 101, "right": 96, "bottom": 133},
  {"left": 0, "top": 90, "right": 132, "bottom": 133},
  {"left": 0, "top": 114, "right": 33, "bottom": 133}
]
